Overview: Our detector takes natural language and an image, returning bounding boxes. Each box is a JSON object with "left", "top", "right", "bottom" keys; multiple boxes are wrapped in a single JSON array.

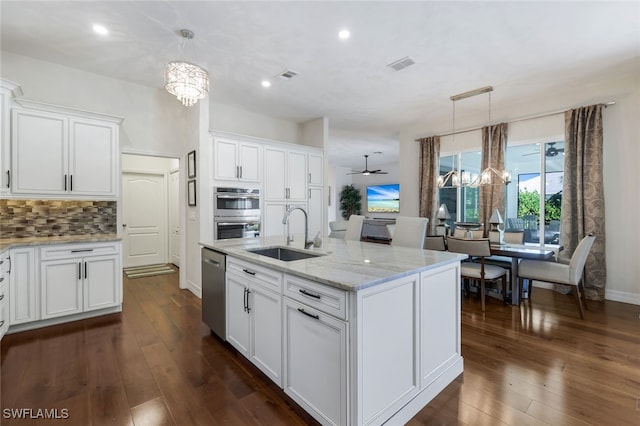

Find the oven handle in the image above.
[
  {"left": 216, "top": 222, "right": 260, "bottom": 226},
  {"left": 215, "top": 194, "right": 260, "bottom": 199}
]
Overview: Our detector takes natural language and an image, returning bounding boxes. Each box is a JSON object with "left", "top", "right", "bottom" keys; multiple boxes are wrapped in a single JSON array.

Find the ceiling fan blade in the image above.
[
  {"left": 346, "top": 171, "right": 363, "bottom": 175},
  {"left": 371, "top": 170, "right": 388, "bottom": 174}
]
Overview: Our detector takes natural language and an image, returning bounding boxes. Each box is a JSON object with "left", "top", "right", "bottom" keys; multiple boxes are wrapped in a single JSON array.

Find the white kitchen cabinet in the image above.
[
  {"left": 283, "top": 297, "right": 348, "bottom": 426},
  {"left": 9, "top": 247, "right": 39, "bottom": 325},
  {"left": 226, "top": 258, "right": 283, "bottom": 385},
  {"left": 11, "top": 101, "right": 120, "bottom": 197},
  {"left": 264, "top": 146, "right": 307, "bottom": 202},
  {"left": 308, "top": 152, "right": 323, "bottom": 187},
  {"left": 0, "top": 79, "right": 22, "bottom": 194},
  {"left": 40, "top": 242, "right": 121, "bottom": 320},
  {"left": 263, "top": 202, "right": 306, "bottom": 238},
  {"left": 0, "top": 251, "right": 10, "bottom": 339},
  {"left": 214, "top": 137, "right": 261, "bottom": 182},
  {"left": 308, "top": 186, "right": 324, "bottom": 238}
]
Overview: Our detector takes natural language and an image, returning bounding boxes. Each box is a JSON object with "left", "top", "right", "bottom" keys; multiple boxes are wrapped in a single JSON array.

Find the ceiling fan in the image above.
[
  {"left": 347, "top": 154, "right": 388, "bottom": 175},
  {"left": 523, "top": 142, "right": 565, "bottom": 157}
]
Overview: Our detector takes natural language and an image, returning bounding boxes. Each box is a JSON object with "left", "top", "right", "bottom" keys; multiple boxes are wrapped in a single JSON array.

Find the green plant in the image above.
[{"left": 339, "top": 184, "right": 362, "bottom": 220}]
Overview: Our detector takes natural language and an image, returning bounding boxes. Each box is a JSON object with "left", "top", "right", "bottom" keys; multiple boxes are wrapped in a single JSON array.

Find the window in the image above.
[{"left": 438, "top": 141, "right": 564, "bottom": 247}]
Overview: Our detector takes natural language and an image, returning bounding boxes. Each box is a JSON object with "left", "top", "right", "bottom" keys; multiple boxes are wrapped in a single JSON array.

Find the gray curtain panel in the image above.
[
  {"left": 560, "top": 104, "right": 606, "bottom": 301},
  {"left": 479, "top": 123, "right": 508, "bottom": 236},
  {"left": 418, "top": 136, "right": 440, "bottom": 235}
]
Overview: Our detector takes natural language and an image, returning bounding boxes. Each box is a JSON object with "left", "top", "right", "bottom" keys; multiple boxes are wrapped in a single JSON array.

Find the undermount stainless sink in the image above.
[{"left": 246, "top": 246, "right": 325, "bottom": 261}]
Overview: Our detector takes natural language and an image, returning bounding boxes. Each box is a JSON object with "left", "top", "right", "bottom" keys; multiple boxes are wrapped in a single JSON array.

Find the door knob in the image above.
[{"left": 122, "top": 224, "right": 127, "bottom": 228}]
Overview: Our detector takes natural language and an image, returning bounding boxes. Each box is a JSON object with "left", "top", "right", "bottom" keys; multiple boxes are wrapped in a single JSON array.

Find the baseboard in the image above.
[
  {"left": 7, "top": 305, "right": 122, "bottom": 334},
  {"left": 604, "top": 289, "right": 640, "bottom": 306},
  {"left": 186, "top": 279, "right": 202, "bottom": 299}
]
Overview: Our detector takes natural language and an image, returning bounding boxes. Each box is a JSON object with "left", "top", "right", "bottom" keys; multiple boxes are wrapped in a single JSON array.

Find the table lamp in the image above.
[
  {"left": 488, "top": 208, "right": 504, "bottom": 244},
  {"left": 436, "top": 204, "right": 451, "bottom": 236}
]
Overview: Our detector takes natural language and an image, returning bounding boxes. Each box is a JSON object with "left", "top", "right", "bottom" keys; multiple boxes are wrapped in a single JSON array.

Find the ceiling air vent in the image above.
[
  {"left": 387, "top": 56, "right": 415, "bottom": 71},
  {"left": 278, "top": 69, "right": 299, "bottom": 80}
]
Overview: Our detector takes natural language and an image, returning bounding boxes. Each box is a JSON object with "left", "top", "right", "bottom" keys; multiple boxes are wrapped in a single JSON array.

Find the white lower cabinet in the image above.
[
  {"left": 283, "top": 297, "right": 348, "bottom": 426},
  {"left": 0, "top": 251, "right": 10, "bottom": 339},
  {"left": 9, "top": 247, "right": 39, "bottom": 325},
  {"left": 226, "top": 258, "right": 282, "bottom": 386},
  {"left": 41, "top": 253, "right": 120, "bottom": 320}
]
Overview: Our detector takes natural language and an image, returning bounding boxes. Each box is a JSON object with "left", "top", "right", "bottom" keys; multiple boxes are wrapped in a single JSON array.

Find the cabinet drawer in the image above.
[
  {"left": 284, "top": 274, "right": 347, "bottom": 320},
  {"left": 227, "top": 257, "right": 282, "bottom": 293},
  {"left": 40, "top": 242, "right": 119, "bottom": 261}
]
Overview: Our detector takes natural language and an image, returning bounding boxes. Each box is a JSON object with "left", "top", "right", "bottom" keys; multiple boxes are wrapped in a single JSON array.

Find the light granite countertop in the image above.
[
  {"left": 200, "top": 235, "right": 466, "bottom": 292},
  {"left": 0, "top": 234, "right": 121, "bottom": 252}
]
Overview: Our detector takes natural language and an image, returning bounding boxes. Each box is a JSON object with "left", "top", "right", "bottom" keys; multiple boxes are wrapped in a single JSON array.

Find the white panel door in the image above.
[
  {"left": 287, "top": 151, "right": 307, "bottom": 201},
  {"left": 264, "top": 147, "right": 287, "bottom": 200},
  {"left": 9, "top": 247, "right": 39, "bottom": 325},
  {"left": 249, "top": 285, "right": 282, "bottom": 386},
  {"left": 308, "top": 186, "right": 324, "bottom": 238},
  {"left": 214, "top": 138, "right": 239, "bottom": 181},
  {"left": 169, "top": 169, "right": 180, "bottom": 267},
  {"left": 40, "top": 259, "right": 82, "bottom": 320},
  {"left": 263, "top": 203, "right": 306, "bottom": 238},
  {"left": 12, "top": 109, "right": 68, "bottom": 194},
  {"left": 308, "top": 153, "right": 323, "bottom": 186},
  {"left": 226, "top": 273, "right": 250, "bottom": 356},
  {"left": 238, "top": 142, "right": 261, "bottom": 182},
  {"left": 68, "top": 118, "right": 117, "bottom": 196},
  {"left": 84, "top": 255, "right": 120, "bottom": 311},
  {"left": 122, "top": 172, "right": 166, "bottom": 267}
]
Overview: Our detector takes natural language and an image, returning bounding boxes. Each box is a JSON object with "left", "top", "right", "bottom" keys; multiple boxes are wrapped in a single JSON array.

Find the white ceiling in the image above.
[{"left": 1, "top": 1, "right": 638, "bottom": 170}]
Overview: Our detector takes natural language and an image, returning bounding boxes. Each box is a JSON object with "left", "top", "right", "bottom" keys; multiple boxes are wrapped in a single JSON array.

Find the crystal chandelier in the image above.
[
  {"left": 437, "top": 86, "right": 511, "bottom": 188},
  {"left": 164, "top": 29, "right": 209, "bottom": 107}
]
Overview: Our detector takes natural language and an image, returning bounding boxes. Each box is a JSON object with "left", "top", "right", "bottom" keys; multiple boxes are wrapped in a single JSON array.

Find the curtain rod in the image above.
[{"left": 416, "top": 101, "right": 616, "bottom": 140}]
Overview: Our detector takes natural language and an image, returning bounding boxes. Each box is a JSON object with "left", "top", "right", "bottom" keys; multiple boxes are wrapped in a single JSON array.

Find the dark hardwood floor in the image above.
[{"left": 2, "top": 268, "right": 639, "bottom": 425}]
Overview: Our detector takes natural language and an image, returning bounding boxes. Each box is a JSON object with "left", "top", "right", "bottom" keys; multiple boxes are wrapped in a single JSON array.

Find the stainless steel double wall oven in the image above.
[{"left": 213, "top": 187, "right": 261, "bottom": 240}]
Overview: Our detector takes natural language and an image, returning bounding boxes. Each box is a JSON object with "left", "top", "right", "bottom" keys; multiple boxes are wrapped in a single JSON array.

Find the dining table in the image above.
[{"left": 489, "top": 243, "right": 556, "bottom": 305}]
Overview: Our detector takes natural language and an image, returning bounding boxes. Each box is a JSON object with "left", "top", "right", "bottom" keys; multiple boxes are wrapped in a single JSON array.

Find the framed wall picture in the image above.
[
  {"left": 187, "top": 150, "right": 196, "bottom": 178},
  {"left": 188, "top": 179, "right": 197, "bottom": 206}
]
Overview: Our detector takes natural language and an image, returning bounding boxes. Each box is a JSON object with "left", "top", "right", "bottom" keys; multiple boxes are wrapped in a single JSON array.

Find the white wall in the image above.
[
  {"left": 210, "top": 102, "right": 299, "bottom": 144},
  {"left": 328, "top": 165, "right": 353, "bottom": 222},
  {"left": 400, "top": 72, "right": 640, "bottom": 304}
]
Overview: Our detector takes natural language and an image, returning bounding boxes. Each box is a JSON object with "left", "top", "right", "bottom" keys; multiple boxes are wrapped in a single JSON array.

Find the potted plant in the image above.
[{"left": 339, "top": 184, "right": 362, "bottom": 219}]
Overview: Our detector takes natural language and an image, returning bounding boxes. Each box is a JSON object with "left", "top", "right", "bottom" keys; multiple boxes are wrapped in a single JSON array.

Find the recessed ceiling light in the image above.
[
  {"left": 93, "top": 24, "right": 108, "bottom": 35},
  {"left": 338, "top": 29, "right": 350, "bottom": 40},
  {"left": 261, "top": 80, "right": 271, "bottom": 88}
]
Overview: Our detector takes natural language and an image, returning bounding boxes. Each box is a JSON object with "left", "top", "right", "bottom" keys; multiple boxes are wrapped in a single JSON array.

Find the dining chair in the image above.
[
  {"left": 503, "top": 231, "right": 525, "bottom": 244},
  {"left": 344, "top": 215, "right": 365, "bottom": 241},
  {"left": 390, "top": 216, "right": 429, "bottom": 248},
  {"left": 517, "top": 234, "right": 596, "bottom": 319},
  {"left": 453, "top": 228, "right": 483, "bottom": 239},
  {"left": 481, "top": 230, "right": 526, "bottom": 282},
  {"left": 424, "top": 235, "right": 446, "bottom": 251},
  {"left": 446, "top": 237, "right": 508, "bottom": 311}
]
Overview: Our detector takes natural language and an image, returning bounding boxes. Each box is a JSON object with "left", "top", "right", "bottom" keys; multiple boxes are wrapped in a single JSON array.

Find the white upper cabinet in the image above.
[
  {"left": 214, "top": 137, "right": 261, "bottom": 183},
  {"left": 0, "top": 79, "right": 22, "bottom": 194},
  {"left": 264, "top": 146, "right": 308, "bottom": 202},
  {"left": 10, "top": 100, "right": 121, "bottom": 198},
  {"left": 308, "top": 153, "right": 323, "bottom": 187}
]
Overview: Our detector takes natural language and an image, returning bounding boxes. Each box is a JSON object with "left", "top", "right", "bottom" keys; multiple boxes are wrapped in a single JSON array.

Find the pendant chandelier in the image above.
[
  {"left": 164, "top": 29, "right": 209, "bottom": 107},
  {"left": 437, "top": 86, "right": 511, "bottom": 188}
]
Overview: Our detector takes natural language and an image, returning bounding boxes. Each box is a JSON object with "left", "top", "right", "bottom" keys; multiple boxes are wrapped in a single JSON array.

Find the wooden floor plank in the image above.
[{"left": 1, "top": 270, "right": 639, "bottom": 425}]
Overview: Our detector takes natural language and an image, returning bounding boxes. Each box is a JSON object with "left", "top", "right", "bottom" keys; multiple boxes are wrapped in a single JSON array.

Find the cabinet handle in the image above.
[
  {"left": 242, "top": 268, "right": 256, "bottom": 276},
  {"left": 308, "top": 173, "right": 311, "bottom": 183},
  {"left": 0, "top": 294, "right": 4, "bottom": 300},
  {"left": 308, "top": 189, "right": 311, "bottom": 199},
  {"left": 0, "top": 321, "right": 4, "bottom": 328},
  {"left": 71, "top": 249, "right": 94, "bottom": 253},
  {"left": 64, "top": 174, "right": 68, "bottom": 191},
  {"left": 84, "top": 262, "right": 87, "bottom": 279},
  {"left": 70, "top": 175, "right": 73, "bottom": 191},
  {"left": 239, "top": 166, "right": 243, "bottom": 178},
  {"left": 6, "top": 170, "right": 9, "bottom": 188},
  {"left": 236, "top": 166, "right": 239, "bottom": 178},
  {"left": 243, "top": 287, "right": 249, "bottom": 313},
  {"left": 297, "top": 308, "right": 319, "bottom": 320},
  {"left": 299, "top": 289, "right": 321, "bottom": 299},
  {"left": 78, "top": 262, "right": 82, "bottom": 280},
  {"left": 0, "top": 277, "right": 3, "bottom": 283},
  {"left": 6, "top": 258, "right": 10, "bottom": 274},
  {"left": 246, "top": 289, "right": 251, "bottom": 313}
]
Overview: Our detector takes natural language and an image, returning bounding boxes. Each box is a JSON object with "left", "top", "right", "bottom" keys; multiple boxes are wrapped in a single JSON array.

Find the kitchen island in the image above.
[{"left": 200, "top": 236, "right": 465, "bottom": 426}]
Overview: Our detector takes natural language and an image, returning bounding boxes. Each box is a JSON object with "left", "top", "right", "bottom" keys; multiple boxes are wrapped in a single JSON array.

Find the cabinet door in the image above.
[
  {"left": 238, "top": 142, "right": 261, "bottom": 182},
  {"left": 69, "top": 118, "right": 118, "bottom": 196},
  {"left": 9, "top": 247, "right": 39, "bottom": 325},
  {"left": 0, "top": 88, "right": 10, "bottom": 193},
  {"left": 308, "top": 153, "right": 323, "bottom": 187},
  {"left": 264, "top": 147, "right": 287, "bottom": 200},
  {"left": 263, "top": 203, "right": 306, "bottom": 238},
  {"left": 308, "top": 186, "right": 324, "bottom": 237},
  {"left": 214, "top": 138, "right": 240, "bottom": 181},
  {"left": 249, "top": 285, "right": 282, "bottom": 386},
  {"left": 226, "top": 273, "right": 250, "bottom": 357},
  {"left": 12, "top": 109, "right": 68, "bottom": 194},
  {"left": 287, "top": 150, "right": 307, "bottom": 201},
  {"left": 41, "top": 260, "right": 82, "bottom": 319},
  {"left": 84, "top": 255, "right": 121, "bottom": 311},
  {"left": 283, "top": 298, "right": 348, "bottom": 426}
]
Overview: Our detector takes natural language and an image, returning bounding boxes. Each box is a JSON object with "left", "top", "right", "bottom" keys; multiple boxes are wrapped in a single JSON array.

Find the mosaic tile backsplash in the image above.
[{"left": 0, "top": 199, "right": 117, "bottom": 238}]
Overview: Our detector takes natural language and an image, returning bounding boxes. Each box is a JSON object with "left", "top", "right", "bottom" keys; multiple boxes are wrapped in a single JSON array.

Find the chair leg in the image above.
[
  {"left": 518, "top": 277, "right": 524, "bottom": 306},
  {"left": 574, "top": 286, "right": 585, "bottom": 319},
  {"left": 528, "top": 279, "right": 533, "bottom": 299},
  {"left": 480, "top": 278, "right": 486, "bottom": 311},
  {"left": 502, "top": 276, "right": 507, "bottom": 304},
  {"left": 579, "top": 279, "right": 588, "bottom": 310}
]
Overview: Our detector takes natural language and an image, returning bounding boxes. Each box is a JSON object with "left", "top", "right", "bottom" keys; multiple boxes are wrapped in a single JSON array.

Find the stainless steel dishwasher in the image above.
[{"left": 201, "top": 247, "right": 226, "bottom": 339}]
